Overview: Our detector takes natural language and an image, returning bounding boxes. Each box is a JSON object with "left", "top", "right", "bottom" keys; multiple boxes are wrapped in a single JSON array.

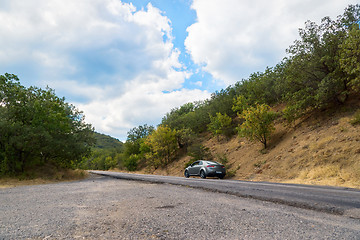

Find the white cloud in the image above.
[
  {"left": 185, "top": 0, "right": 357, "bottom": 85},
  {"left": 0, "top": 0, "right": 210, "bottom": 141}
]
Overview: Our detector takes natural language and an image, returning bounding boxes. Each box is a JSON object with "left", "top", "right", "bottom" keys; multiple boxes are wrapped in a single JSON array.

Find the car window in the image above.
[
  {"left": 207, "top": 161, "right": 219, "bottom": 165},
  {"left": 199, "top": 161, "right": 203, "bottom": 165},
  {"left": 191, "top": 161, "right": 199, "bottom": 166}
]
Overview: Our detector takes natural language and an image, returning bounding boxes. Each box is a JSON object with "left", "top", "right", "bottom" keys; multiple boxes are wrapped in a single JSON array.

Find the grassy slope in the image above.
[{"left": 147, "top": 97, "right": 360, "bottom": 189}]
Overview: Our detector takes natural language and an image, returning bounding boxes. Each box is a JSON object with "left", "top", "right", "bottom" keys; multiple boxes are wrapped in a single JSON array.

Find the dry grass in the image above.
[{"left": 0, "top": 169, "right": 89, "bottom": 189}]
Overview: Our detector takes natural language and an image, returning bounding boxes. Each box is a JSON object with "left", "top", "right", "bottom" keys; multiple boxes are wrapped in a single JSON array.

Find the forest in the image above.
[{"left": 1, "top": 5, "right": 359, "bottom": 176}]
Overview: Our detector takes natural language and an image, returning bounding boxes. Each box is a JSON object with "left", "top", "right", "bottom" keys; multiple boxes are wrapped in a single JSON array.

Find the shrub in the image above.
[
  {"left": 123, "top": 154, "right": 138, "bottom": 171},
  {"left": 350, "top": 110, "right": 360, "bottom": 126}
]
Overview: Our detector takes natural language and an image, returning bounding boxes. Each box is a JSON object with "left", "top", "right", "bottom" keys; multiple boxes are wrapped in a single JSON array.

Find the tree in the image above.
[
  {"left": 232, "top": 95, "right": 250, "bottom": 114},
  {"left": 144, "top": 126, "right": 177, "bottom": 168},
  {"left": 237, "top": 104, "right": 277, "bottom": 149},
  {"left": 208, "top": 112, "right": 233, "bottom": 139},
  {"left": 126, "top": 124, "right": 154, "bottom": 143},
  {"left": 283, "top": 4, "right": 360, "bottom": 120},
  {"left": 340, "top": 23, "right": 360, "bottom": 91},
  {"left": 123, "top": 124, "right": 154, "bottom": 157},
  {"left": 175, "top": 128, "right": 195, "bottom": 149},
  {"left": 0, "top": 74, "right": 94, "bottom": 175}
]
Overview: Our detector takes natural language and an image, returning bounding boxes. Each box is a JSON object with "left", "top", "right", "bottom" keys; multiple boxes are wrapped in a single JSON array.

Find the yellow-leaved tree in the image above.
[{"left": 144, "top": 125, "right": 177, "bottom": 169}]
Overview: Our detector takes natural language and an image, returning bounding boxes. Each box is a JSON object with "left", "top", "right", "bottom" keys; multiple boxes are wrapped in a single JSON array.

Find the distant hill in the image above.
[{"left": 93, "top": 132, "right": 123, "bottom": 150}]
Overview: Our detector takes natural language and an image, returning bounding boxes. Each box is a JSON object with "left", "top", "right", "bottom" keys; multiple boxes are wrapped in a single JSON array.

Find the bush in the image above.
[
  {"left": 350, "top": 110, "right": 360, "bottom": 126},
  {"left": 208, "top": 112, "right": 234, "bottom": 139},
  {"left": 123, "top": 154, "right": 138, "bottom": 171}
]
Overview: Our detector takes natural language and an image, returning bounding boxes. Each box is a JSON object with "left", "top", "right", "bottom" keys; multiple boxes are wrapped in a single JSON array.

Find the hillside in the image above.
[
  {"left": 145, "top": 98, "right": 360, "bottom": 189},
  {"left": 94, "top": 132, "right": 123, "bottom": 150},
  {"left": 115, "top": 6, "right": 360, "bottom": 189}
]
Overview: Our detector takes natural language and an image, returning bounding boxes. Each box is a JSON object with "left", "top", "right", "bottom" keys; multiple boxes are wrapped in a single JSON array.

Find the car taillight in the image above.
[
  {"left": 207, "top": 165, "right": 215, "bottom": 168},
  {"left": 221, "top": 166, "right": 225, "bottom": 168}
]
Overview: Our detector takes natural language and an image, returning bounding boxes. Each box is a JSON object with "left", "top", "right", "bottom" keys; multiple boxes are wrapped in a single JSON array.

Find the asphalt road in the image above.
[
  {"left": 90, "top": 171, "right": 360, "bottom": 219},
  {"left": 1, "top": 174, "right": 360, "bottom": 239}
]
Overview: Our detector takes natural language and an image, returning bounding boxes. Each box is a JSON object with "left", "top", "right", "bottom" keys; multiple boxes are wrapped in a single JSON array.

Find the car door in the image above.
[
  {"left": 188, "top": 161, "right": 200, "bottom": 175},
  {"left": 193, "top": 161, "right": 203, "bottom": 175}
]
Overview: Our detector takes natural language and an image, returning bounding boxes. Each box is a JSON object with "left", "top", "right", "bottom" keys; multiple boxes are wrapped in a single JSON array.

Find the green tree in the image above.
[
  {"left": 340, "top": 23, "right": 360, "bottom": 91},
  {"left": 208, "top": 112, "right": 233, "bottom": 139},
  {"left": 283, "top": 4, "right": 360, "bottom": 121},
  {"left": 232, "top": 95, "right": 250, "bottom": 114},
  {"left": 0, "top": 74, "right": 94, "bottom": 175},
  {"left": 123, "top": 124, "right": 153, "bottom": 157},
  {"left": 237, "top": 104, "right": 277, "bottom": 149},
  {"left": 175, "top": 128, "right": 195, "bottom": 149}
]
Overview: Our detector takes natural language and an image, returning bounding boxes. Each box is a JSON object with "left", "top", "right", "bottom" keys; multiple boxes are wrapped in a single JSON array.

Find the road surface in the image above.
[
  {"left": 1, "top": 173, "right": 359, "bottom": 239},
  {"left": 91, "top": 170, "right": 360, "bottom": 219}
]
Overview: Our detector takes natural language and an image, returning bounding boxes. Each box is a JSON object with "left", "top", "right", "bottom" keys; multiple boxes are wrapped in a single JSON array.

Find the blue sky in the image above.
[{"left": 0, "top": 0, "right": 357, "bottom": 141}]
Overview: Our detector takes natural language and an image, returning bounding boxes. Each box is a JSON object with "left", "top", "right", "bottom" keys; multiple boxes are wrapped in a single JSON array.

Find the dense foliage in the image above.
[
  {"left": 94, "top": 132, "right": 123, "bottom": 150},
  {"left": 165, "top": 5, "right": 359, "bottom": 128},
  {"left": 0, "top": 74, "right": 95, "bottom": 176}
]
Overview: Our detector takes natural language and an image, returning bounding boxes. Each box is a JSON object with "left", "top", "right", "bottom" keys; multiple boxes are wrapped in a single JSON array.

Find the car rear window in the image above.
[{"left": 206, "top": 161, "right": 220, "bottom": 165}]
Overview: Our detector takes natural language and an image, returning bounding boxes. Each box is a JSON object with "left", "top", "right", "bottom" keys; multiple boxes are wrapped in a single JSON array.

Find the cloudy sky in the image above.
[{"left": 0, "top": 0, "right": 357, "bottom": 141}]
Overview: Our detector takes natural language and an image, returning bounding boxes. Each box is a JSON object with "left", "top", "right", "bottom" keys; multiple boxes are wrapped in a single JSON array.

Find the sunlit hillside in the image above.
[{"left": 145, "top": 98, "right": 360, "bottom": 189}]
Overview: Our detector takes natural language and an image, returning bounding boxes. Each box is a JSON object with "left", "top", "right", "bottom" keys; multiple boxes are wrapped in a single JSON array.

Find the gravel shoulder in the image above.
[{"left": 1, "top": 174, "right": 359, "bottom": 239}]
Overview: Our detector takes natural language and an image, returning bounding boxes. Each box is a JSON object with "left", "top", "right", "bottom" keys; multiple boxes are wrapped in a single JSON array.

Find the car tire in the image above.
[
  {"left": 200, "top": 170, "right": 206, "bottom": 179},
  {"left": 184, "top": 170, "right": 190, "bottom": 178}
]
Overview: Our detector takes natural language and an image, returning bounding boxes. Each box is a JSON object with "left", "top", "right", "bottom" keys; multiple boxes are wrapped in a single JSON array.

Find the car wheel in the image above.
[
  {"left": 200, "top": 170, "right": 206, "bottom": 179},
  {"left": 184, "top": 170, "right": 190, "bottom": 178}
]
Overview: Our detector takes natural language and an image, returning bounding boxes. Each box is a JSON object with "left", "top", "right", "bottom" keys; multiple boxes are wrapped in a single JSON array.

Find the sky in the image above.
[{"left": 0, "top": 0, "right": 357, "bottom": 141}]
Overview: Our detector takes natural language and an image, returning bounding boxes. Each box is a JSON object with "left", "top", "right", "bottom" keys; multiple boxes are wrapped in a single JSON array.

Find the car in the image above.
[{"left": 184, "top": 160, "right": 226, "bottom": 179}]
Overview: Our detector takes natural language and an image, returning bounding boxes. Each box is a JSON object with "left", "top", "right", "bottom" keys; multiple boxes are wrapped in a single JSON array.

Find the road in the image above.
[
  {"left": 91, "top": 170, "right": 360, "bottom": 219},
  {"left": 1, "top": 173, "right": 359, "bottom": 239}
]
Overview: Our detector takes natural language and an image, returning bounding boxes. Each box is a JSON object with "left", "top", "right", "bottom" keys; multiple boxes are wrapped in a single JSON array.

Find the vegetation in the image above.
[
  {"left": 94, "top": 132, "right": 123, "bottom": 150},
  {"left": 350, "top": 110, "right": 360, "bottom": 126},
  {"left": 208, "top": 112, "right": 233, "bottom": 139},
  {"left": 144, "top": 126, "right": 178, "bottom": 169},
  {"left": 237, "top": 104, "right": 277, "bottom": 149},
  {"left": 0, "top": 74, "right": 95, "bottom": 177}
]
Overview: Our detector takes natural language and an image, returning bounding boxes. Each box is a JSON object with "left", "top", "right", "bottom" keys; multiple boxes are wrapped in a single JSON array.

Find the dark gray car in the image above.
[{"left": 184, "top": 160, "right": 226, "bottom": 179}]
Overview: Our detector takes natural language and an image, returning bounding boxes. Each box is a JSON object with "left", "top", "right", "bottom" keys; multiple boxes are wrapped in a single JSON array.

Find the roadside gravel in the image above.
[{"left": 1, "top": 174, "right": 359, "bottom": 239}]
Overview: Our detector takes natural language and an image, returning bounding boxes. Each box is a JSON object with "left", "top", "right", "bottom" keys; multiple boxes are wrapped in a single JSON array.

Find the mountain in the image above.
[{"left": 93, "top": 132, "right": 123, "bottom": 150}]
